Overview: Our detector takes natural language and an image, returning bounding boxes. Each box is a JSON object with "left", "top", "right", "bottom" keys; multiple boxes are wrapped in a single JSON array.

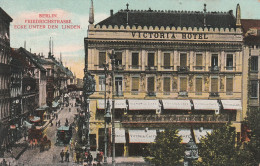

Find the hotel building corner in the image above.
[{"left": 84, "top": 3, "right": 247, "bottom": 156}]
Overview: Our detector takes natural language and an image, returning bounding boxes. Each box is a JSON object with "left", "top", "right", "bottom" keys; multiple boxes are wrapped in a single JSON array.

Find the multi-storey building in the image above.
[
  {"left": 0, "top": 7, "right": 12, "bottom": 153},
  {"left": 85, "top": 3, "right": 245, "bottom": 156}
]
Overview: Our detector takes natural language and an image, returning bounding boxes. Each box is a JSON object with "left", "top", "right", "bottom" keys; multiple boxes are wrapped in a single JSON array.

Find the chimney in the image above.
[
  {"left": 203, "top": 4, "right": 207, "bottom": 27},
  {"left": 126, "top": 3, "right": 129, "bottom": 25},
  {"left": 110, "top": 9, "right": 113, "bottom": 16},
  {"left": 89, "top": 0, "right": 94, "bottom": 24}
]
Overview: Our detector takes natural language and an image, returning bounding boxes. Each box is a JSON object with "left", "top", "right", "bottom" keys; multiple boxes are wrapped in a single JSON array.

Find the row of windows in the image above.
[
  {"left": 98, "top": 75, "right": 234, "bottom": 95},
  {"left": 0, "top": 46, "right": 10, "bottom": 64},
  {"left": 0, "top": 75, "right": 9, "bottom": 90},
  {"left": 98, "top": 51, "right": 236, "bottom": 70}
]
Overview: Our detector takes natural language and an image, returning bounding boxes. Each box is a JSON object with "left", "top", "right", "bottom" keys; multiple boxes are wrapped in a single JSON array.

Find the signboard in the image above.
[
  {"left": 115, "top": 128, "right": 126, "bottom": 143},
  {"left": 162, "top": 100, "right": 191, "bottom": 110},
  {"left": 129, "top": 129, "right": 157, "bottom": 143},
  {"left": 128, "top": 100, "right": 160, "bottom": 110}
]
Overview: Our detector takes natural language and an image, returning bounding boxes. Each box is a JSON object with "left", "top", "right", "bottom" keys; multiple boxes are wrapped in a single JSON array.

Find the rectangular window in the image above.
[
  {"left": 132, "top": 77, "right": 139, "bottom": 91},
  {"left": 211, "top": 78, "right": 218, "bottom": 92},
  {"left": 180, "top": 53, "right": 187, "bottom": 67},
  {"left": 251, "top": 56, "right": 258, "bottom": 72},
  {"left": 226, "top": 77, "right": 233, "bottom": 94},
  {"left": 99, "top": 75, "right": 105, "bottom": 92},
  {"left": 163, "top": 53, "right": 170, "bottom": 68},
  {"left": 147, "top": 77, "right": 155, "bottom": 93},
  {"left": 226, "top": 54, "right": 233, "bottom": 69},
  {"left": 195, "top": 78, "right": 202, "bottom": 94},
  {"left": 115, "top": 52, "right": 122, "bottom": 66},
  {"left": 196, "top": 54, "right": 202, "bottom": 66},
  {"left": 163, "top": 77, "right": 170, "bottom": 92},
  {"left": 132, "top": 53, "right": 139, "bottom": 67},
  {"left": 250, "top": 80, "right": 258, "bottom": 98},
  {"left": 99, "top": 52, "right": 106, "bottom": 67},
  {"left": 148, "top": 53, "right": 155, "bottom": 67},
  {"left": 180, "top": 77, "right": 187, "bottom": 92},
  {"left": 115, "top": 77, "right": 123, "bottom": 96},
  {"left": 211, "top": 54, "right": 218, "bottom": 67}
]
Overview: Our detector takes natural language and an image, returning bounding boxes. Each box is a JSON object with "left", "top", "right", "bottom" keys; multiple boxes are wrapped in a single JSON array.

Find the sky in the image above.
[{"left": 1, "top": 0, "right": 260, "bottom": 78}]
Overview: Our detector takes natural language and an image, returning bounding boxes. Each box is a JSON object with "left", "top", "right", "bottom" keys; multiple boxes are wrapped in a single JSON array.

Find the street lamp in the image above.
[
  {"left": 104, "top": 101, "right": 111, "bottom": 165},
  {"left": 108, "top": 50, "right": 116, "bottom": 166},
  {"left": 184, "top": 137, "right": 199, "bottom": 166}
]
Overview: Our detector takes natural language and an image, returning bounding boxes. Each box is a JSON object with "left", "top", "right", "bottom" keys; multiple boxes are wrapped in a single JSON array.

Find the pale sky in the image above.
[{"left": 1, "top": 0, "right": 260, "bottom": 78}]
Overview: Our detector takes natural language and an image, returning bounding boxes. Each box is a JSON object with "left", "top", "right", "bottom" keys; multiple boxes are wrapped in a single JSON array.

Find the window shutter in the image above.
[
  {"left": 226, "top": 77, "right": 233, "bottom": 93},
  {"left": 164, "top": 53, "right": 170, "bottom": 67},
  {"left": 196, "top": 54, "right": 202, "bottom": 66},
  {"left": 180, "top": 53, "right": 187, "bottom": 67},
  {"left": 180, "top": 77, "right": 187, "bottom": 91},
  {"left": 148, "top": 77, "right": 155, "bottom": 92},
  {"left": 196, "top": 78, "right": 202, "bottom": 93},
  {"left": 163, "top": 77, "right": 170, "bottom": 92},
  {"left": 132, "top": 77, "right": 139, "bottom": 91},
  {"left": 99, "top": 52, "right": 106, "bottom": 66},
  {"left": 211, "top": 78, "right": 218, "bottom": 92}
]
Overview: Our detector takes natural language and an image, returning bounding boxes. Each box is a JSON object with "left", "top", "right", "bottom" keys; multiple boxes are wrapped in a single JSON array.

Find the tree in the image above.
[
  {"left": 197, "top": 124, "right": 240, "bottom": 166},
  {"left": 145, "top": 128, "right": 184, "bottom": 166}
]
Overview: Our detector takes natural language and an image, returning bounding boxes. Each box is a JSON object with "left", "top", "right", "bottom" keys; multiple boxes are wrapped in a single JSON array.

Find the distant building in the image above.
[
  {"left": 85, "top": 3, "right": 244, "bottom": 156},
  {"left": 0, "top": 7, "right": 12, "bottom": 153}
]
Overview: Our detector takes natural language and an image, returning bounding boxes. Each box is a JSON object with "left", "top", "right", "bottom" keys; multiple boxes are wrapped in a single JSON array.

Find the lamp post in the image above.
[
  {"left": 108, "top": 50, "right": 116, "bottom": 166},
  {"left": 104, "top": 101, "right": 111, "bottom": 165},
  {"left": 184, "top": 137, "right": 199, "bottom": 166},
  {"left": 83, "top": 69, "right": 95, "bottom": 152}
]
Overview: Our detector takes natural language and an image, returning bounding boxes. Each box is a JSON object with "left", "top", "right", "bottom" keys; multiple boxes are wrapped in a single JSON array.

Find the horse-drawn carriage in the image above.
[
  {"left": 39, "top": 135, "right": 51, "bottom": 152},
  {"left": 28, "top": 125, "right": 51, "bottom": 152},
  {"left": 56, "top": 125, "right": 72, "bottom": 145}
]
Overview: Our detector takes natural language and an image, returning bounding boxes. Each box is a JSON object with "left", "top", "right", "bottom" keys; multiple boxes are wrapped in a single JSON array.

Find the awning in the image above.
[
  {"left": 193, "top": 100, "right": 219, "bottom": 110},
  {"left": 221, "top": 100, "right": 242, "bottom": 110},
  {"left": 52, "top": 101, "right": 59, "bottom": 108},
  {"left": 128, "top": 100, "right": 160, "bottom": 110},
  {"left": 194, "top": 129, "right": 212, "bottom": 143},
  {"left": 115, "top": 128, "right": 126, "bottom": 143},
  {"left": 57, "top": 126, "right": 70, "bottom": 131},
  {"left": 30, "top": 116, "right": 41, "bottom": 123},
  {"left": 97, "top": 100, "right": 126, "bottom": 109},
  {"left": 162, "top": 100, "right": 191, "bottom": 110},
  {"left": 129, "top": 129, "right": 157, "bottom": 143}
]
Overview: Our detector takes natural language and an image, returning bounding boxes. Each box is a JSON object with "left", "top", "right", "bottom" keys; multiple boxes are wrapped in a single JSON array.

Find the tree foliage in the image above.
[
  {"left": 145, "top": 128, "right": 184, "bottom": 166},
  {"left": 197, "top": 124, "right": 240, "bottom": 166}
]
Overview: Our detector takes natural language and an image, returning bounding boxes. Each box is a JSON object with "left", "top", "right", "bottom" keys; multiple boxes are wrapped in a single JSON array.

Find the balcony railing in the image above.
[
  {"left": 209, "top": 66, "right": 220, "bottom": 72},
  {"left": 193, "top": 66, "right": 205, "bottom": 70},
  {"left": 162, "top": 66, "right": 174, "bottom": 70},
  {"left": 115, "top": 65, "right": 125, "bottom": 70},
  {"left": 225, "top": 66, "right": 235, "bottom": 70},
  {"left": 177, "top": 66, "right": 190, "bottom": 72},
  {"left": 147, "top": 92, "right": 156, "bottom": 96},
  {"left": 178, "top": 91, "right": 188, "bottom": 97},
  {"left": 129, "top": 65, "right": 141, "bottom": 69},
  {"left": 122, "top": 114, "right": 229, "bottom": 123},
  {"left": 145, "top": 66, "right": 158, "bottom": 71}
]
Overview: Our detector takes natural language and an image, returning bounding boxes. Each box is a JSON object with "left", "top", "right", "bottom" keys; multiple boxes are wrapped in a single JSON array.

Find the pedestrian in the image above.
[
  {"left": 76, "top": 152, "right": 80, "bottom": 164},
  {"left": 56, "top": 121, "right": 58, "bottom": 126},
  {"left": 1, "top": 158, "right": 7, "bottom": 166},
  {"left": 35, "top": 139, "right": 38, "bottom": 147},
  {"left": 65, "top": 150, "right": 70, "bottom": 162},
  {"left": 87, "top": 153, "right": 93, "bottom": 165},
  {"left": 30, "top": 139, "right": 33, "bottom": 149},
  {"left": 60, "top": 150, "right": 64, "bottom": 162},
  {"left": 58, "top": 120, "right": 60, "bottom": 127}
]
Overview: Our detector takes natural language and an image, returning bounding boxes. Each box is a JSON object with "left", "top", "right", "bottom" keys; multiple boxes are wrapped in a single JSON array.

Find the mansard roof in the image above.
[{"left": 97, "top": 9, "right": 236, "bottom": 29}]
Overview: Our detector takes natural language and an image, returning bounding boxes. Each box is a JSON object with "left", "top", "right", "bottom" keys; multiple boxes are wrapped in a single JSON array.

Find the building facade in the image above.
[
  {"left": 85, "top": 4, "right": 245, "bottom": 156},
  {"left": 0, "top": 7, "right": 12, "bottom": 153}
]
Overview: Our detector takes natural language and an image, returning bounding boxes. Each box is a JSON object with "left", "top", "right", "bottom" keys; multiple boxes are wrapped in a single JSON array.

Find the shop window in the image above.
[
  {"left": 163, "top": 77, "right": 170, "bottom": 93},
  {"left": 250, "top": 80, "right": 258, "bottom": 98},
  {"left": 148, "top": 53, "right": 155, "bottom": 67},
  {"left": 195, "top": 78, "right": 202, "bottom": 94},
  {"left": 89, "top": 134, "right": 97, "bottom": 151},
  {"left": 131, "top": 77, "right": 139, "bottom": 92},
  {"left": 251, "top": 56, "right": 258, "bottom": 72},
  {"left": 115, "top": 77, "right": 123, "bottom": 96},
  {"left": 226, "top": 54, "right": 233, "bottom": 70},
  {"left": 99, "top": 75, "right": 105, "bottom": 92},
  {"left": 147, "top": 77, "right": 155, "bottom": 95},
  {"left": 115, "top": 52, "right": 122, "bottom": 66},
  {"left": 163, "top": 53, "right": 170, "bottom": 69},
  {"left": 180, "top": 53, "right": 187, "bottom": 67},
  {"left": 132, "top": 52, "right": 139, "bottom": 68},
  {"left": 226, "top": 77, "right": 233, "bottom": 95},
  {"left": 99, "top": 52, "right": 106, "bottom": 67},
  {"left": 180, "top": 77, "right": 187, "bottom": 92},
  {"left": 211, "top": 78, "right": 218, "bottom": 92}
]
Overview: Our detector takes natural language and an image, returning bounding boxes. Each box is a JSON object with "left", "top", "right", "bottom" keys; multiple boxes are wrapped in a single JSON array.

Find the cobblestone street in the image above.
[{"left": 16, "top": 102, "right": 78, "bottom": 166}]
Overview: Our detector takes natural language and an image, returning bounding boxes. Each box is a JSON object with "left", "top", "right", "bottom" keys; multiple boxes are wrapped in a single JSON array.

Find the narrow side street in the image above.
[{"left": 17, "top": 103, "right": 78, "bottom": 166}]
